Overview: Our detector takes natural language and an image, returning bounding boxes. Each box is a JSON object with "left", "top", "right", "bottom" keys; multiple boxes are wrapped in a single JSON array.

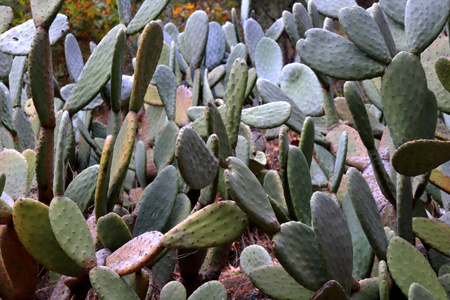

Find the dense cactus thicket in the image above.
[{"left": 0, "top": 0, "right": 449, "bottom": 299}]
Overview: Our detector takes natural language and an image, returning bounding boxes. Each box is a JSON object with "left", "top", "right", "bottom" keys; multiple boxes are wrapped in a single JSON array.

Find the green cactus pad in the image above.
[
  {"left": 225, "top": 58, "right": 248, "bottom": 149},
  {"left": 379, "top": 0, "right": 406, "bottom": 25},
  {"left": 0, "top": 14, "right": 68, "bottom": 56},
  {"left": 405, "top": 0, "right": 449, "bottom": 54},
  {"left": 187, "top": 280, "right": 227, "bottom": 300},
  {"left": 387, "top": 236, "right": 447, "bottom": 299},
  {"left": 435, "top": 56, "right": 450, "bottom": 94},
  {"left": 369, "top": 3, "right": 397, "bottom": 58},
  {"left": 117, "top": 0, "right": 131, "bottom": 24},
  {"left": 249, "top": 264, "right": 315, "bottom": 300},
  {"left": 409, "top": 283, "right": 436, "bottom": 300},
  {"left": 225, "top": 157, "right": 280, "bottom": 234},
  {"left": 64, "top": 24, "right": 125, "bottom": 115},
  {"left": 240, "top": 245, "right": 273, "bottom": 276},
  {"left": 133, "top": 165, "right": 178, "bottom": 236},
  {"left": 205, "top": 101, "right": 233, "bottom": 168},
  {"left": 95, "top": 135, "right": 114, "bottom": 220},
  {"left": 13, "top": 107, "right": 35, "bottom": 152},
  {"left": 381, "top": 51, "right": 437, "bottom": 148},
  {"left": 339, "top": 6, "right": 391, "bottom": 65},
  {"left": 330, "top": 131, "right": 348, "bottom": 194},
  {"left": 97, "top": 212, "right": 132, "bottom": 252},
  {"left": 126, "top": 0, "right": 169, "bottom": 35},
  {"left": 0, "top": 149, "right": 29, "bottom": 199},
  {"left": 89, "top": 266, "right": 140, "bottom": 299},
  {"left": 283, "top": 11, "right": 301, "bottom": 44},
  {"left": 64, "top": 34, "right": 83, "bottom": 80},
  {"left": 241, "top": 102, "right": 291, "bottom": 129},
  {"left": 49, "top": 196, "right": 96, "bottom": 270},
  {"left": 155, "top": 65, "right": 177, "bottom": 121},
  {"left": 311, "top": 192, "right": 353, "bottom": 295},
  {"left": 0, "top": 197, "right": 12, "bottom": 224},
  {"left": 175, "top": 126, "right": 219, "bottom": 189},
  {"left": 280, "top": 63, "right": 324, "bottom": 117},
  {"left": 297, "top": 28, "right": 385, "bottom": 80},
  {"left": 65, "top": 165, "right": 99, "bottom": 214},
  {"left": 273, "top": 221, "right": 328, "bottom": 291},
  {"left": 12, "top": 198, "right": 86, "bottom": 277},
  {"left": 0, "top": 6, "right": 13, "bottom": 34},
  {"left": 255, "top": 37, "right": 283, "bottom": 84},
  {"left": 257, "top": 79, "right": 306, "bottom": 134},
  {"left": 265, "top": 17, "right": 284, "bottom": 40},
  {"left": 347, "top": 167, "right": 388, "bottom": 260},
  {"left": 392, "top": 140, "right": 450, "bottom": 176},
  {"left": 0, "top": 224, "right": 38, "bottom": 299},
  {"left": 108, "top": 111, "right": 137, "bottom": 209},
  {"left": 160, "top": 281, "right": 187, "bottom": 300},
  {"left": 9, "top": 55, "right": 27, "bottom": 107},
  {"left": 412, "top": 218, "right": 450, "bottom": 256},
  {"left": 152, "top": 248, "right": 176, "bottom": 289},
  {"left": 287, "top": 146, "right": 312, "bottom": 224},
  {"left": 28, "top": 26, "right": 55, "bottom": 128},
  {"left": 205, "top": 21, "right": 226, "bottom": 70},
  {"left": 314, "top": 280, "right": 348, "bottom": 300},
  {"left": 293, "top": 3, "right": 312, "bottom": 38},
  {"left": 163, "top": 193, "right": 191, "bottom": 232},
  {"left": 30, "top": 0, "right": 64, "bottom": 28},
  {"left": 162, "top": 200, "right": 248, "bottom": 249},
  {"left": 129, "top": 22, "right": 163, "bottom": 113},
  {"left": 313, "top": 0, "right": 357, "bottom": 19},
  {"left": 184, "top": 10, "right": 209, "bottom": 68},
  {"left": 422, "top": 36, "right": 450, "bottom": 114},
  {"left": 154, "top": 121, "right": 178, "bottom": 170},
  {"left": 244, "top": 18, "right": 264, "bottom": 64},
  {"left": 106, "top": 231, "right": 164, "bottom": 275},
  {"left": 378, "top": 260, "right": 389, "bottom": 300},
  {"left": 438, "top": 274, "right": 450, "bottom": 297},
  {"left": 342, "top": 194, "right": 373, "bottom": 280},
  {"left": 264, "top": 170, "right": 287, "bottom": 210}
]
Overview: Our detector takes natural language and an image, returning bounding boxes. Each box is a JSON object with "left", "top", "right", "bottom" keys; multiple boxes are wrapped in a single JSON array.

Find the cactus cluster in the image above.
[{"left": 0, "top": 0, "right": 449, "bottom": 299}]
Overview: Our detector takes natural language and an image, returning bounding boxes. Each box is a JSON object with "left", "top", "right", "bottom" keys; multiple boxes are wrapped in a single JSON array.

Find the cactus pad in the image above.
[
  {"left": 160, "top": 281, "right": 187, "bottom": 300},
  {"left": 161, "top": 201, "right": 248, "bottom": 249},
  {"left": 89, "top": 266, "right": 140, "bottom": 299},
  {"left": 387, "top": 236, "right": 447, "bottom": 299},
  {"left": 155, "top": 65, "right": 177, "bottom": 121},
  {"left": 0, "top": 6, "right": 13, "bottom": 34},
  {"left": 255, "top": 37, "right": 283, "bottom": 84},
  {"left": 412, "top": 218, "right": 450, "bottom": 256},
  {"left": 30, "top": 0, "right": 65, "bottom": 28},
  {"left": 0, "top": 149, "right": 29, "bottom": 199},
  {"left": 187, "top": 280, "right": 227, "bottom": 300},
  {"left": 154, "top": 121, "right": 178, "bottom": 170},
  {"left": 313, "top": 0, "right": 357, "bottom": 19},
  {"left": 240, "top": 245, "right": 273, "bottom": 276},
  {"left": 106, "top": 231, "right": 164, "bottom": 275},
  {"left": 241, "top": 102, "right": 291, "bottom": 129},
  {"left": 126, "top": 0, "right": 169, "bottom": 35},
  {"left": 97, "top": 212, "right": 132, "bottom": 252}
]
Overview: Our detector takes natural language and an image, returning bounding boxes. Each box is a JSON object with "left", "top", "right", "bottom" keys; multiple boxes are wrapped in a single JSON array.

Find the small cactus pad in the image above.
[
  {"left": 347, "top": 167, "right": 388, "bottom": 261},
  {"left": 313, "top": 0, "right": 357, "bottom": 19},
  {"left": 184, "top": 10, "right": 209, "bottom": 68},
  {"left": 311, "top": 192, "right": 353, "bottom": 295},
  {"left": 175, "top": 126, "right": 219, "bottom": 189},
  {"left": 280, "top": 62, "right": 324, "bottom": 116},
  {"left": 240, "top": 245, "right": 273, "bottom": 276},
  {"left": 129, "top": 21, "right": 163, "bottom": 113},
  {"left": 409, "top": 283, "right": 436, "bottom": 300},
  {"left": 249, "top": 264, "right": 315, "bottom": 300},
  {"left": 63, "top": 24, "right": 125, "bottom": 115},
  {"left": 392, "top": 140, "right": 450, "bottom": 176},
  {"left": 65, "top": 165, "right": 99, "bottom": 213},
  {"left": 187, "top": 280, "right": 227, "bottom": 300},
  {"left": 435, "top": 57, "right": 450, "bottom": 93},
  {"left": 30, "top": 0, "right": 65, "bottom": 28},
  {"left": 381, "top": 51, "right": 437, "bottom": 148},
  {"left": 133, "top": 165, "right": 178, "bottom": 236},
  {"left": 108, "top": 111, "right": 137, "bottom": 208},
  {"left": 106, "top": 231, "right": 164, "bottom": 275},
  {"left": 273, "top": 221, "right": 328, "bottom": 291},
  {"left": 0, "top": 149, "right": 29, "bottom": 199},
  {"left": 297, "top": 28, "right": 385, "bottom": 80},
  {"left": 89, "top": 266, "right": 140, "bottom": 299},
  {"left": 287, "top": 146, "right": 312, "bottom": 224},
  {"left": 412, "top": 218, "right": 450, "bottom": 256},
  {"left": 155, "top": 65, "right": 177, "bottom": 121},
  {"left": 240, "top": 102, "right": 291, "bottom": 129},
  {"left": 313, "top": 280, "right": 348, "bottom": 300},
  {"left": 205, "top": 21, "right": 226, "bottom": 70},
  {"left": 64, "top": 33, "right": 83, "bottom": 81},
  {"left": 379, "top": 0, "right": 406, "bottom": 25},
  {"left": 378, "top": 260, "right": 389, "bottom": 300},
  {"left": 12, "top": 198, "right": 86, "bottom": 277},
  {"left": 0, "top": 14, "right": 69, "bottom": 55},
  {"left": 154, "top": 121, "right": 178, "bottom": 170},
  {"left": 160, "top": 281, "right": 187, "bottom": 300},
  {"left": 97, "top": 212, "right": 132, "bottom": 252},
  {"left": 339, "top": 6, "right": 391, "bottom": 65},
  {"left": 405, "top": 0, "right": 449, "bottom": 54},
  {"left": 126, "top": 0, "right": 169, "bottom": 35},
  {"left": 330, "top": 131, "right": 348, "bottom": 194},
  {"left": 387, "top": 236, "right": 447, "bottom": 299},
  {"left": 0, "top": 6, "right": 13, "bottom": 34},
  {"left": 95, "top": 135, "right": 115, "bottom": 220},
  {"left": 161, "top": 201, "right": 248, "bottom": 249},
  {"left": 49, "top": 196, "right": 97, "bottom": 270},
  {"left": 225, "top": 157, "right": 280, "bottom": 235},
  {"left": 244, "top": 18, "right": 264, "bottom": 64}
]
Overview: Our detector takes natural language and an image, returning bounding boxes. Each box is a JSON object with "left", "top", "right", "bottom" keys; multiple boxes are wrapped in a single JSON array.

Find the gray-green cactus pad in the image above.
[
  {"left": 379, "top": 0, "right": 407, "bottom": 25},
  {"left": 255, "top": 37, "right": 283, "bottom": 84},
  {"left": 0, "top": 149, "right": 29, "bottom": 199},
  {"left": 89, "top": 266, "right": 140, "bottom": 299},
  {"left": 0, "top": 6, "right": 13, "bottom": 34},
  {"left": 313, "top": 0, "right": 357, "bottom": 19},
  {"left": 241, "top": 102, "right": 291, "bottom": 129},
  {"left": 297, "top": 28, "right": 385, "bottom": 80},
  {"left": 65, "top": 164, "right": 99, "bottom": 213},
  {"left": 30, "top": 0, "right": 65, "bottom": 28},
  {"left": 126, "top": 0, "right": 170, "bottom": 35},
  {"left": 0, "top": 14, "right": 69, "bottom": 56}
]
